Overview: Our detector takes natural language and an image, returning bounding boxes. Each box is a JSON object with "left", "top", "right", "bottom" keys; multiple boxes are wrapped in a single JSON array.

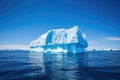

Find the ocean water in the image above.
[{"left": 0, "top": 50, "right": 120, "bottom": 80}]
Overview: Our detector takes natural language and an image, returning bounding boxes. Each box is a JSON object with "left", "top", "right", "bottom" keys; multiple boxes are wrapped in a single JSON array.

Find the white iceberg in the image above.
[{"left": 30, "top": 26, "right": 88, "bottom": 53}]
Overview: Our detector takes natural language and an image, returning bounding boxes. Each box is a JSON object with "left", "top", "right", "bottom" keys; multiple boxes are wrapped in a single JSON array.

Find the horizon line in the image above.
[{"left": 0, "top": 45, "right": 119, "bottom": 51}]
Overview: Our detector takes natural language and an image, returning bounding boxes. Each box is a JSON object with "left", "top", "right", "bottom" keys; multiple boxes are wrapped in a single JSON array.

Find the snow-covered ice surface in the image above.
[{"left": 30, "top": 26, "right": 88, "bottom": 53}]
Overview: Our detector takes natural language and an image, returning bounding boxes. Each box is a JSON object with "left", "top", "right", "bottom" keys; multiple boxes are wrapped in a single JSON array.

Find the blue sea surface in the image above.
[{"left": 0, "top": 50, "right": 120, "bottom": 80}]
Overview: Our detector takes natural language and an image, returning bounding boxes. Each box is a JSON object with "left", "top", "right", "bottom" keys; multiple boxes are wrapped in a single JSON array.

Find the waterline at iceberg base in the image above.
[
  {"left": 30, "top": 43, "right": 86, "bottom": 53},
  {"left": 30, "top": 26, "right": 88, "bottom": 53}
]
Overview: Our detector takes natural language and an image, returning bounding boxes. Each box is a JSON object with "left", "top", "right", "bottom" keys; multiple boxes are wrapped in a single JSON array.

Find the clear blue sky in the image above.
[{"left": 0, "top": 0, "right": 120, "bottom": 50}]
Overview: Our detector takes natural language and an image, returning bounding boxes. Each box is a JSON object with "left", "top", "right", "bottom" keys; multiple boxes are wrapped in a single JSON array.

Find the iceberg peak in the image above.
[
  {"left": 73, "top": 26, "right": 79, "bottom": 29},
  {"left": 30, "top": 26, "right": 88, "bottom": 53}
]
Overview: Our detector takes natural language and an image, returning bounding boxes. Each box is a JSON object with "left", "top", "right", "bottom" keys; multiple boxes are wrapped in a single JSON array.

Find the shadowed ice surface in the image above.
[{"left": 0, "top": 51, "right": 120, "bottom": 80}]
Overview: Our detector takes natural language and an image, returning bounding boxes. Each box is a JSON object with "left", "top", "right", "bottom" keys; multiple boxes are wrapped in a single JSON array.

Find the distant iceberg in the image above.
[{"left": 30, "top": 26, "right": 88, "bottom": 53}]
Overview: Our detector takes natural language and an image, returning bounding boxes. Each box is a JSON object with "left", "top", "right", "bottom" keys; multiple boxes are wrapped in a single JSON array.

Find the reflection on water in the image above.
[
  {"left": 28, "top": 52, "right": 120, "bottom": 80},
  {"left": 29, "top": 52, "right": 87, "bottom": 80},
  {"left": 0, "top": 51, "right": 120, "bottom": 80}
]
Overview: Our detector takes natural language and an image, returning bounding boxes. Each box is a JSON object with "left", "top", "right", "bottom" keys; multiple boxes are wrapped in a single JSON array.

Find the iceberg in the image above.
[{"left": 30, "top": 26, "right": 88, "bottom": 53}]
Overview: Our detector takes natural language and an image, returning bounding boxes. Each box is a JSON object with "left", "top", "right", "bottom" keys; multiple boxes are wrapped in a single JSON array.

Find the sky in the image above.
[{"left": 0, "top": 0, "right": 120, "bottom": 50}]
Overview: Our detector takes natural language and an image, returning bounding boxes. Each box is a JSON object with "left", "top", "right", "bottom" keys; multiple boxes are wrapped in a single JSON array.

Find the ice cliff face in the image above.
[{"left": 30, "top": 26, "right": 88, "bottom": 53}]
